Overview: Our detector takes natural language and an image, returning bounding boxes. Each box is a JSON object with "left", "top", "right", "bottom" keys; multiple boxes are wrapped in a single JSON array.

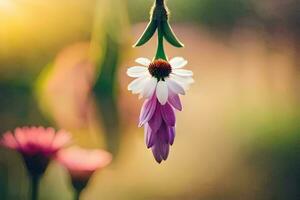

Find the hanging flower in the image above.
[
  {"left": 127, "top": 57, "right": 193, "bottom": 163},
  {"left": 128, "top": 0, "right": 194, "bottom": 163},
  {"left": 0, "top": 126, "right": 71, "bottom": 177},
  {"left": 127, "top": 57, "right": 194, "bottom": 104},
  {"left": 56, "top": 146, "right": 112, "bottom": 198}
]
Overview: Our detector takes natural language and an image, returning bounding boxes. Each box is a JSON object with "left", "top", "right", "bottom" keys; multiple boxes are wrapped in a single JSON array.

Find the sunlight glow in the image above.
[{"left": 0, "top": 0, "right": 17, "bottom": 13}]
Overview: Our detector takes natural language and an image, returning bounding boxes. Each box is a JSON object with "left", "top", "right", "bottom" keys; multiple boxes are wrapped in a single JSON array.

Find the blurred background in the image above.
[{"left": 0, "top": 0, "right": 300, "bottom": 199}]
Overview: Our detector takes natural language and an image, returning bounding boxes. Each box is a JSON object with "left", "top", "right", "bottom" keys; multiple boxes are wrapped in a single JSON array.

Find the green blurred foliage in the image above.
[
  {"left": 128, "top": 0, "right": 254, "bottom": 28},
  {"left": 0, "top": 0, "right": 300, "bottom": 199},
  {"left": 0, "top": 81, "right": 50, "bottom": 133}
]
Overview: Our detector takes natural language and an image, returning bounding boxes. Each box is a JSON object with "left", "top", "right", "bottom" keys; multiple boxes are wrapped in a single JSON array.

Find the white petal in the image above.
[
  {"left": 134, "top": 78, "right": 151, "bottom": 94},
  {"left": 171, "top": 74, "right": 194, "bottom": 84},
  {"left": 156, "top": 81, "right": 168, "bottom": 105},
  {"left": 173, "top": 69, "right": 193, "bottom": 76},
  {"left": 170, "top": 74, "right": 194, "bottom": 90},
  {"left": 127, "top": 66, "right": 148, "bottom": 77},
  {"left": 135, "top": 57, "right": 151, "bottom": 66},
  {"left": 166, "top": 78, "right": 185, "bottom": 95},
  {"left": 128, "top": 76, "right": 148, "bottom": 93},
  {"left": 170, "top": 57, "right": 188, "bottom": 69},
  {"left": 141, "top": 77, "right": 157, "bottom": 99}
]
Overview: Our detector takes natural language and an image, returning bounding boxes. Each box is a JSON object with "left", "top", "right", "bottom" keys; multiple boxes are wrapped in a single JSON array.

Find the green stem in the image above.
[
  {"left": 155, "top": 23, "right": 167, "bottom": 60},
  {"left": 30, "top": 175, "right": 40, "bottom": 200},
  {"left": 74, "top": 190, "right": 80, "bottom": 200},
  {"left": 155, "top": 0, "right": 164, "bottom": 6}
]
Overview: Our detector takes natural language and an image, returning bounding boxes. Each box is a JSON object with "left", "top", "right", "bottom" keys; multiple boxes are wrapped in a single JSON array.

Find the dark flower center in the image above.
[{"left": 148, "top": 59, "right": 172, "bottom": 80}]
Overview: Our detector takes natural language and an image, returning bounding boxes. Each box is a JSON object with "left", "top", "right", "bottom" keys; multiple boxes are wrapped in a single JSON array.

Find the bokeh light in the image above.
[{"left": 0, "top": 0, "right": 300, "bottom": 199}]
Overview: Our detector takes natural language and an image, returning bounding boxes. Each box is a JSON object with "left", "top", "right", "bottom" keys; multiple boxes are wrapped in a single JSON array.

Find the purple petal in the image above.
[
  {"left": 168, "top": 127, "right": 175, "bottom": 145},
  {"left": 139, "top": 95, "right": 157, "bottom": 127},
  {"left": 148, "top": 104, "right": 162, "bottom": 133},
  {"left": 157, "top": 125, "right": 170, "bottom": 160},
  {"left": 168, "top": 90, "right": 182, "bottom": 111},
  {"left": 161, "top": 103, "right": 176, "bottom": 126},
  {"left": 160, "top": 122, "right": 170, "bottom": 144},
  {"left": 151, "top": 145, "right": 162, "bottom": 163},
  {"left": 161, "top": 143, "right": 169, "bottom": 160},
  {"left": 144, "top": 124, "right": 155, "bottom": 148}
]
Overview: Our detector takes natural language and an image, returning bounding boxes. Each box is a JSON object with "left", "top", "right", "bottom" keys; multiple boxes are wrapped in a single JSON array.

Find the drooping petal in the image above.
[
  {"left": 168, "top": 127, "right": 175, "bottom": 145},
  {"left": 171, "top": 73, "right": 194, "bottom": 84},
  {"left": 155, "top": 124, "right": 170, "bottom": 161},
  {"left": 168, "top": 90, "right": 182, "bottom": 111},
  {"left": 159, "top": 124, "right": 170, "bottom": 160},
  {"left": 166, "top": 78, "right": 185, "bottom": 95},
  {"left": 151, "top": 145, "right": 162, "bottom": 163},
  {"left": 173, "top": 69, "right": 193, "bottom": 77},
  {"left": 148, "top": 105, "right": 162, "bottom": 133},
  {"left": 170, "top": 74, "right": 194, "bottom": 90},
  {"left": 127, "top": 66, "right": 148, "bottom": 77},
  {"left": 144, "top": 124, "right": 155, "bottom": 148},
  {"left": 161, "top": 103, "right": 176, "bottom": 127},
  {"left": 139, "top": 95, "right": 157, "bottom": 126},
  {"left": 160, "top": 122, "right": 170, "bottom": 144},
  {"left": 141, "top": 77, "right": 157, "bottom": 99},
  {"left": 169, "top": 57, "right": 187, "bottom": 69},
  {"left": 156, "top": 81, "right": 168, "bottom": 105},
  {"left": 133, "top": 81, "right": 148, "bottom": 95},
  {"left": 135, "top": 57, "right": 151, "bottom": 66},
  {"left": 128, "top": 76, "right": 149, "bottom": 94},
  {"left": 161, "top": 143, "right": 169, "bottom": 160}
]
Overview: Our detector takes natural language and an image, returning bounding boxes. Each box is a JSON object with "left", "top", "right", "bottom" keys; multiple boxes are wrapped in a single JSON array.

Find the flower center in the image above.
[{"left": 148, "top": 59, "right": 172, "bottom": 80}]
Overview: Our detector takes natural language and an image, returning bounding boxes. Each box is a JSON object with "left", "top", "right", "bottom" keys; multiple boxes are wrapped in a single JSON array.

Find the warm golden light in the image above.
[{"left": 0, "top": 0, "right": 16, "bottom": 12}]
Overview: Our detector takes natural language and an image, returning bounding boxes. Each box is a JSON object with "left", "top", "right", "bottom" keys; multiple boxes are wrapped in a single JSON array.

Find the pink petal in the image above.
[
  {"left": 1, "top": 132, "right": 18, "bottom": 149},
  {"left": 139, "top": 95, "right": 157, "bottom": 126},
  {"left": 51, "top": 130, "right": 72, "bottom": 150},
  {"left": 168, "top": 90, "right": 182, "bottom": 111},
  {"left": 161, "top": 103, "right": 176, "bottom": 126},
  {"left": 148, "top": 104, "right": 163, "bottom": 133}
]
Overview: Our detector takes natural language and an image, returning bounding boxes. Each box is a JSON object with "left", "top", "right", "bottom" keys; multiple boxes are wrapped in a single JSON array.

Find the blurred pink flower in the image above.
[
  {"left": 1, "top": 126, "right": 71, "bottom": 156},
  {"left": 0, "top": 126, "right": 71, "bottom": 177},
  {"left": 56, "top": 146, "right": 112, "bottom": 180}
]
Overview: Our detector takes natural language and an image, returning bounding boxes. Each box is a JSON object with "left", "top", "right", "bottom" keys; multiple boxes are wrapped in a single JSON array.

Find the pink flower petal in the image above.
[
  {"left": 161, "top": 103, "right": 176, "bottom": 126},
  {"left": 168, "top": 90, "right": 182, "bottom": 111},
  {"left": 139, "top": 95, "right": 157, "bottom": 127},
  {"left": 56, "top": 146, "right": 112, "bottom": 179},
  {"left": 1, "top": 132, "right": 18, "bottom": 149}
]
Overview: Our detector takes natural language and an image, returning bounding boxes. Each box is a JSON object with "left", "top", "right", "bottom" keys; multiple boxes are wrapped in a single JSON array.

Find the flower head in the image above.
[
  {"left": 56, "top": 146, "right": 112, "bottom": 181},
  {"left": 148, "top": 59, "right": 172, "bottom": 80},
  {"left": 0, "top": 126, "right": 71, "bottom": 177},
  {"left": 56, "top": 146, "right": 112, "bottom": 195},
  {"left": 127, "top": 57, "right": 193, "bottom": 163},
  {"left": 127, "top": 57, "right": 194, "bottom": 105}
]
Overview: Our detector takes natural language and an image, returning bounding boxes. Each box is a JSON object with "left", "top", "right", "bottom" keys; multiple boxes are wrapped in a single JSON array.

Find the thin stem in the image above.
[
  {"left": 155, "top": 0, "right": 164, "bottom": 6},
  {"left": 155, "top": 23, "right": 167, "bottom": 60},
  {"left": 74, "top": 190, "right": 80, "bottom": 200},
  {"left": 30, "top": 175, "right": 40, "bottom": 200}
]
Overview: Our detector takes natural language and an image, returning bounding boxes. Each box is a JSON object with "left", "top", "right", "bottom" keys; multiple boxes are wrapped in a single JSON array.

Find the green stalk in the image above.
[
  {"left": 155, "top": 23, "right": 167, "bottom": 60},
  {"left": 30, "top": 175, "right": 40, "bottom": 200},
  {"left": 155, "top": 0, "right": 164, "bottom": 6},
  {"left": 74, "top": 191, "right": 80, "bottom": 200}
]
